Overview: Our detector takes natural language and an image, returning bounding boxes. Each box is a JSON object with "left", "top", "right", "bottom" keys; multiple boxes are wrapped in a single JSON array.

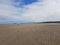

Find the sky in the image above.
[{"left": 0, "top": 0, "right": 60, "bottom": 24}]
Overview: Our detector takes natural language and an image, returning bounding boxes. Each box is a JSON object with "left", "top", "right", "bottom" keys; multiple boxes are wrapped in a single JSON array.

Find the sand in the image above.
[{"left": 0, "top": 24, "right": 60, "bottom": 45}]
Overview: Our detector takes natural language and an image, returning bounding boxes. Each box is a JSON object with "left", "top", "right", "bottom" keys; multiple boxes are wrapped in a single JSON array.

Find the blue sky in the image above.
[
  {"left": 0, "top": 0, "right": 60, "bottom": 24},
  {"left": 14, "top": 0, "right": 38, "bottom": 5},
  {"left": 13, "top": 0, "right": 38, "bottom": 7}
]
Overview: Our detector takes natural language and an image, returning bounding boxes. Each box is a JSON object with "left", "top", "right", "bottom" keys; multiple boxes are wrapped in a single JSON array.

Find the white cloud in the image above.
[
  {"left": 0, "top": 0, "right": 60, "bottom": 23},
  {"left": 0, "top": 0, "right": 22, "bottom": 22},
  {"left": 21, "top": 0, "right": 60, "bottom": 22}
]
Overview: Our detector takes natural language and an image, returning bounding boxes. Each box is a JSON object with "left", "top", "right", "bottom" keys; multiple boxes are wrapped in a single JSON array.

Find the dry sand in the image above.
[{"left": 0, "top": 24, "right": 60, "bottom": 45}]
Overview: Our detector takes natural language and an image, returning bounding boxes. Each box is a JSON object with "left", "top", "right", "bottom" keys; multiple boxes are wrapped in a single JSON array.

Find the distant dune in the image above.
[
  {"left": 0, "top": 24, "right": 60, "bottom": 45},
  {"left": 41, "top": 21, "right": 60, "bottom": 23}
]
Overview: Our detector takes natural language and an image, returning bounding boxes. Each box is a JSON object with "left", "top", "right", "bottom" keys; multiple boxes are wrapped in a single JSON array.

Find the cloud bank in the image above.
[{"left": 0, "top": 0, "right": 60, "bottom": 23}]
